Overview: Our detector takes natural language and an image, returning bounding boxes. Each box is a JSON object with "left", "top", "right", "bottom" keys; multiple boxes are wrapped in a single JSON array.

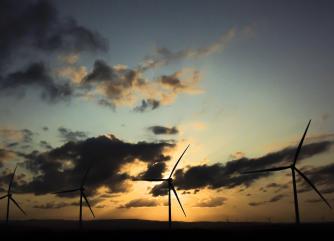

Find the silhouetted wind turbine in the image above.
[
  {"left": 54, "top": 165, "right": 95, "bottom": 228},
  {"left": 242, "top": 120, "right": 331, "bottom": 224},
  {"left": 139, "top": 144, "right": 189, "bottom": 229},
  {"left": 0, "top": 165, "right": 26, "bottom": 224}
]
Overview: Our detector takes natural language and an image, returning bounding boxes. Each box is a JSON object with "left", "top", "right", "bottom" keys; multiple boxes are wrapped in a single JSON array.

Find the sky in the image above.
[{"left": 0, "top": 0, "right": 334, "bottom": 223}]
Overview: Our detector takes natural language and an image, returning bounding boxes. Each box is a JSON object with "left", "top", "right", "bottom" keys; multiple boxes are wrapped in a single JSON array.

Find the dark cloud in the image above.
[
  {"left": 0, "top": 0, "right": 107, "bottom": 102},
  {"left": 298, "top": 163, "right": 334, "bottom": 194},
  {"left": 148, "top": 126, "right": 178, "bottom": 135},
  {"left": 0, "top": 62, "right": 73, "bottom": 102},
  {"left": 40, "top": 140, "right": 52, "bottom": 150},
  {"left": 150, "top": 181, "right": 169, "bottom": 197},
  {"left": 134, "top": 99, "right": 160, "bottom": 112},
  {"left": 18, "top": 134, "right": 174, "bottom": 196},
  {"left": 0, "top": 0, "right": 107, "bottom": 71},
  {"left": 138, "top": 162, "right": 167, "bottom": 180},
  {"left": 160, "top": 74, "right": 184, "bottom": 90},
  {"left": 83, "top": 60, "right": 114, "bottom": 82},
  {"left": 265, "top": 182, "right": 289, "bottom": 193},
  {"left": 248, "top": 201, "right": 266, "bottom": 207},
  {"left": 119, "top": 198, "right": 159, "bottom": 208},
  {"left": 150, "top": 141, "right": 333, "bottom": 196},
  {"left": 268, "top": 194, "right": 286, "bottom": 203},
  {"left": 194, "top": 197, "right": 227, "bottom": 207},
  {"left": 58, "top": 127, "right": 88, "bottom": 142},
  {"left": 80, "top": 60, "right": 199, "bottom": 111},
  {"left": 248, "top": 194, "right": 286, "bottom": 207},
  {"left": 82, "top": 60, "right": 146, "bottom": 105}
]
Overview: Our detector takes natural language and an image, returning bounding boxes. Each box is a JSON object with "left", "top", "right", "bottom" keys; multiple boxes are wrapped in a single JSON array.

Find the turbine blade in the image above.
[
  {"left": 8, "top": 164, "right": 18, "bottom": 192},
  {"left": 0, "top": 194, "right": 8, "bottom": 199},
  {"left": 53, "top": 188, "right": 80, "bottom": 194},
  {"left": 171, "top": 183, "right": 186, "bottom": 217},
  {"left": 140, "top": 178, "right": 167, "bottom": 182},
  {"left": 295, "top": 167, "right": 332, "bottom": 209},
  {"left": 169, "top": 145, "right": 190, "bottom": 178},
  {"left": 242, "top": 166, "right": 290, "bottom": 174},
  {"left": 293, "top": 120, "right": 311, "bottom": 166},
  {"left": 81, "top": 163, "right": 93, "bottom": 186},
  {"left": 10, "top": 197, "right": 26, "bottom": 215},
  {"left": 82, "top": 192, "right": 95, "bottom": 218}
]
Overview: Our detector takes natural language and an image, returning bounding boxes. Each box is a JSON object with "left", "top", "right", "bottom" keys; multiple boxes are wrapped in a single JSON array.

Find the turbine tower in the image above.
[
  {"left": 139, "top": 144, "right": 189, "bottom": 229},
  {"left": 0, "top": 165, "right": 26, "bottom": 224},
  {"left": 54, "top": 165, "right": 95, "bottom": 228},
  {"left": 242, "top": 120, "right": 331, "bottom": 223}
]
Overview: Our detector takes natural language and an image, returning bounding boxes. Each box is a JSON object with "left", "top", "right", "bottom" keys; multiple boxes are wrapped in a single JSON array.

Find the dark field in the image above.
[{"left": 0, "top": 220, "right": 333, "bottom": 240}]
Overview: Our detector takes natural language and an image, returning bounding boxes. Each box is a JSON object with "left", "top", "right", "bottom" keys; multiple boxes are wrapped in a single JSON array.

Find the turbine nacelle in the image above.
[
  {"left": 138, "top": 144, "right": 190, "bottom": 228},
  {"left": 3, "top": 165, "right": 27, "bottom": 223},
  {"left": 53, "top": 165, "right": 95, "bottom": 227}
]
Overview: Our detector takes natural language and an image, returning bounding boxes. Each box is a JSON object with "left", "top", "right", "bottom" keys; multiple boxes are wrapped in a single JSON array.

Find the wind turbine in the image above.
[
  {"left": 54, "top": 165, "right": 95, "bottom": 228},
  {"left": 242, "top": 120, "right": 332, "bottom": 223},
  {"left": 139, "top": 144, "right": 189, "bottom": 229},
  {"left": 0, "top": 165, "right": 26, "bottom": 224}
]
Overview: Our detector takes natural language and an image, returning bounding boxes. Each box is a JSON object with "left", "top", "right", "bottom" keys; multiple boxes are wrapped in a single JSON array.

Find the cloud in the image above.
[
  {"left": 268, "top": 194, "right": 286, "bottom": 203},
  {"left": 58, "top": 127, "right": 88, "bottom": 142},
  {"left": 59, "top": 54, "right": 80, "bottom": 65},
  {"left": 119, "top": 198, "right": 160, "bottom": 208},
  {"left": 33, "top": 201, "right": 75, "bottom": 209},
  {"left": 17, "top": 134, "right": 174, "bottom": 196},
  {"left": 56, "top": 65, "right": 88, "bottom": 85},
  {"left": 248, "top": 201, "right": 266, "bottom": 207},
  {"left": 1, "top": 0, "right": 206, "bottom": 109},
  {"left": 265, "top": 182, "right": 289, "bottom": 193},
  {"left": 137, "top": 162, "right": 167, "bottom": 180},
  {"left": 82, "top": 60, "right": 146, "bottom": 107},
  {"left": 0, "top": 128, "right": 35, "bottom": 151},
  {"left": 39, "top": 140, "right": 52, "bottom": 150},
  {"left": 0, "top": 148, "right": 13, "bottom": 167},
  {"left": 298, "top": 163, "right": 334, "bottom": 194},
  {"left": 82, "top": 60, "right": 202, "bottom": 110},
  {"left": 0, "top": 0, "right": 107, "bottom": 72},
  {"left": 150, "top": 141, "right": 333, "bottom": 196},
  {"left": 133, "top": 99, "right": 160, "bottom": 112},
  {"left": 248, "top": 194, "right": 286, "bottom": 207},
  {"left": 0, "top": 0, "right": 107, "bottom": 102},
  {"left": 148, "top": 126, "right": 179, "bottom": 135},
  {"left": 0, "top": 62, "right": 73, "bottom": 102},
  {"left": 194, "top": 197, "right": 227, "bottom": 207},
  {"left": 0, "top": 128, "right": 33, "bottom": 143},
  {"left": 139, "top": 28, "right": 236, "bottom": 71}
]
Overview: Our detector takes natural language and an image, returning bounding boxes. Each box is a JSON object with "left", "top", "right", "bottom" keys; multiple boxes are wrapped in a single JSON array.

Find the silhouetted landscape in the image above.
[{"left": 1, "top": 220, "right": 334, "bottom": 240}]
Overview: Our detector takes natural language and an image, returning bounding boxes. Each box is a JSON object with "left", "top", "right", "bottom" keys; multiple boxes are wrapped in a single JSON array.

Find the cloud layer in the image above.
[
  {"left": 151, "top": 141, "right": 333, "bottom": 196},
  {"left": 16, "top": 134, "right": 174, "bottom": 196}
]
